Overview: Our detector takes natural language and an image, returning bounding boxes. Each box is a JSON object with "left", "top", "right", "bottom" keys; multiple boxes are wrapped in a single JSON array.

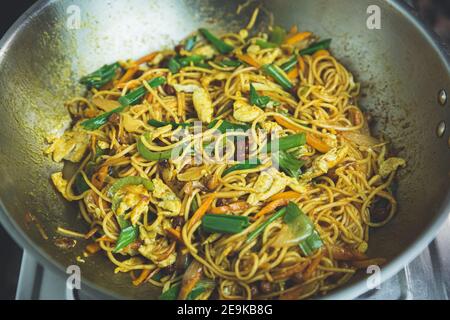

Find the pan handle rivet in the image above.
[
  {"left": 438, "top": 89, "right": 447, "bottom": 106},
  {"left": 436, "top": 121, "right": 446, "bottom": 137}
]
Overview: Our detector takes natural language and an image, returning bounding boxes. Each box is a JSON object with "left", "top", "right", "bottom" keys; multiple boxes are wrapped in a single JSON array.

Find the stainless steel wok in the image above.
[{"left": 0, "top": 0, "right": 449, "bottom": 300}]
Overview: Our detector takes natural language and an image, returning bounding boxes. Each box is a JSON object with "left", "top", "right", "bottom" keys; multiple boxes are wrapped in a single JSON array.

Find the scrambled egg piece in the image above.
[
  {"left": 301, "top": 145, "right": 349, "bottom": 181},
  {"left": 45, "top": 126, "right": 90, "bottom": 162},
  {"left": 379, "top": 157, "right": 406, "bottom": 178},
  {"left": 51, "top": 172, "right": 70, "bottom": 200},
  {"left": 233, "top": 100, "right": 264, "bottom": 123},
  {"left": 192, "top": 87, "right": 213, "bottom": 123},
  {"left": 114, "top": 257, "right": 144, "bottom": 273},
  {"left": 193, "top": 45, "right": 216, "bottom": 59},
  {"left": 138, "top": 226, "right": 176, "bottom": 268},
  {"left": 116, "top": 185, "right": 151, "bottom": 225},
  {"left": 151, "top": 178, "right": 181, "bottom": 216},
  {"left": 247, "top": 168, "right": 290, "bottom": 205},
  {"left": 122, "top": 113, "right": 145, "bottom": 133},
  {"left": 261, "top": 121, "right": 282, "bottom": 133},
  {"left": 173, "top": 84, "right": 200, "bottom": 93}
]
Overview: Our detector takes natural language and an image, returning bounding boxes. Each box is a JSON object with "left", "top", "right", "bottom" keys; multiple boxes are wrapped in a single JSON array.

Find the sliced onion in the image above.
[
  {"left": 342, "top": 132, "right": 379, "bottom": 147},
  {"left": 92, "top": 97, "right": 121, "bottom": 112},
  {"left": 178, "top": 260, "right": 203, "bottom": 300}
]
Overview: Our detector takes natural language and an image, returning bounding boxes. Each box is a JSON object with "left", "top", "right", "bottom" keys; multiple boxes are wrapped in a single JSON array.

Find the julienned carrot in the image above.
[
  {"left": 284, "top": 31, "right": 312, "bottom": 45},
  {"left": 165, "top": 226, "right": 182, "bottom": 242},
  {"left": 303, "top": 251, "right": 323, "bottom": 280},
  {"left": 268, "top": 191, "right": 301, "bottom": 202},
  {"left": 297, "top": 56, "right": 305, "bottom": 74},
  {"left": 254, "top": 198, "right": 290, "bottom": 219},
  {"left": 209, "top": 201, "right": 249, "bottom": 214},
  {"left": 287, "top": 67, "right": 299, "bottom": 80},
  {"left": 96, "top": 236, "right": 114, "bottom": 243},
  {"left": 85, "top": 242, "right": 101, "bottom": 254},
  {"left": 273, "top": 115, "right": 331, "bottom": 153},
  {"left": 135, "top": 52, "right": 158, "bottom": 65},
  {"left": 236, "top": 53, "right": 260, "bottom": 68},
  {"left": 117, "top": 66, "right": 138, "bottom": 84},
  {"left": 305, "top": 133, "right": 331, "bottom": 153},
  {"left": 313, "top": 49, "right": 330, "bottom": 58},
  {"left": 132, "top": 269, "right": 151, "bottom": 286},
  {"left": 188, "top": 195, "right": 215, "bottom": 229}
]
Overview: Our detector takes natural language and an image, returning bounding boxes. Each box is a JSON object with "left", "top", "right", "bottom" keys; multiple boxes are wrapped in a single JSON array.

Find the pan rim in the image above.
[{"left": 0, "top": 0, "right": 448, "bottom": 300}]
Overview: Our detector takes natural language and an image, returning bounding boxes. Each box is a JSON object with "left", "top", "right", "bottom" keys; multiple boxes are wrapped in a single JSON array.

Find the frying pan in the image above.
[{"left": 0, "top": 0, "right": 449, "bottom": 300}]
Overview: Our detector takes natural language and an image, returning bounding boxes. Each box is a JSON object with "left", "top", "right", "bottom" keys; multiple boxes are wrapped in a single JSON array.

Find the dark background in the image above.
[{"left": 0, "top": 0, "right": 449, "bottom": 300}]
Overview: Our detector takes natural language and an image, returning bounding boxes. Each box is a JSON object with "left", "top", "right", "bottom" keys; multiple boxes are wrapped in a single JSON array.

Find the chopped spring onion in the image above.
[
  {"left": 158, "top": 280, "right": 215, "bottom": 300},
  {"left": 219, "top": 59, "right": 242, "bottom": 68},
  {"left": 168, "top": 57, "right": 181, "bottom": 73},
  {"left": 80, "top": 62, "right": 121, "bottom": 89},
  {"left": 117, "top": 76, "right": 166, "bottom": 106},
  {"left": 81, "top": 77, "right": 166, "bottom": 130},
  {"left": 148, "top": 119, "right": 193, "bottom": 129},
  {"left": 208, "top": 119, "right": 250, "bottom": 133},
  {"left": 247, "top": 207, "right": 287, "bottom": 243},
  {"left": 262, "top": 64, "right": 293, "bottom": 91},
  {"left": 299, "top": 230, "right": 323, "bottom": 256},
  {"left": 269, "top": 26, "right": 287, "bottom": 45},
  {"left": 255, "top": 39, "right": 278, "bottom": 49},
  {"left": 282, "top": 202, "right": 323, "bottom": 255},
  {"left": 249, "top": 83, "right": 271, "bottom": 107},
  {"left": 280, "top": 55, "right": 298, "bottom": 72},
  {"left": 299, "top": 39, "right": 332, "bottom": 56},
  {"left": 222, "top": 159, "right": 261, "bottom": 176},
  {"left": 202, "top": 214, "right": 250, "bottom": 234},
  {"left": 184, "top": 35, "right": 198, "bottom": 51},
  {"left": 113, "top": 218, "right": 139, "bottom": 253},
  {"left": 266, "top": 133, "right": 306, "bottom": 153},
  {"left": 107, "top": 176, "right": 154, "bottom": 198},
  {"left": 199, "top": 28, "right": 234, "bottom": 54},
  {"left": 137, "top": 132, "right": 182, "bottom": 161},
  {"left": 274, "top": 150, "right": 305, "bottom": 179}
]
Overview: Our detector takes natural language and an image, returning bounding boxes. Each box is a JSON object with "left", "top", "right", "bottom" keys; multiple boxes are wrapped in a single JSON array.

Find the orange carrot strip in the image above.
[
  {"left": 85, "top": 242, "right": 101, "bottom": 254},
  {"left": 165, "top": 227, "right": 182, "bottom": 242},
  {"left": 287, "top": 67, "right": 299, "bottom": 80},
  {"left": 96, "top": 236, "right": 114, "bottom": 243},
  {"left": 303, "top": 252, "right": 323, "bottom": 280},
  {"left": 236, "top": 53, "right": 260, "bottom": 68},
  {"left": 274, "top": 115, "right": 331, "bottom": 153},
  {"left": 188, "top": 195, "right": 215, "bottom": 229},
  {"left": 313, "top": 49, "right": 330, "bottom": 58},
  {"left": 297, "top": 56, "right": 305, "bottom": 74},
  {"left": 135, "top": 52, "right": 158, "bottom": 65},
  {"left": 209, "top": 201, "right": 249, "bottom": 214},
  {"left": 117, "top": 66, "right": 138, "bottom": 85},
  {"left": 284, "top": 31, "right": 312, "bottom": 45},
  {"left": 268, "top": 191, "right": 301, "bottom": 202},
  {"left": 132, "top": 269, "right": 151, "bottom": 286},
  {"left": 254, "top": 199, "right": 290, "bottom": 219},
  {"left": 305, "top": 134, "right": 331, "bottom": 153}
]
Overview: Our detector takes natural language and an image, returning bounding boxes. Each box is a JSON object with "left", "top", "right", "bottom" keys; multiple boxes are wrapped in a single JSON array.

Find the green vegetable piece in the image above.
[
  {"left": 280, "top": 55, "right": 298, "bottom": 72},
  {"left": 208, "top": 119, "right": 251, "bottom": 134},
  {"left": 269, "top": 26, "right": 287, "bottom": 45},
  {"left": 113, "top": 223, "right": 139, "bottom": 253},
  {"left": 299, "top": 39, "right": 332, "bottom": 56},
  {"left": 255, "top": 39, "right": 278, "bottom": 49},
  {"left": 202, "top": 214, "right": 250, "bottom": 234},
  {"left": 184, "top": 35, "right": 198, "bottom": 51},
  {"left": 168, "top": 57, "right": 181, "bottom": 73},
  {"left": 265, "top": 133, "right": 306, "bottom": 153},
  {"left": 262, "top": 64, "right": 293, "bottom": 91},
  {"left": 222, "top": 159, "right": 261, "bottom": 176},
  {"left": 107, "top": 176, "right": 154, "bottom": 198},
  {"left": 199, "top": 28, "right": 234, "bottom": 54},
  {"left": 249, "top": 83, "right": 271, "bottom": 107},
  {"left": 219, "top": 59, "right": 242, "bottom": 68},
  {"left": 80, "top": 62, "right": 121, "bottom": 89},
  {"left": 148, "top": 119, "right": 193, "bottom": 129},
  {"left": 274, "top": 150, "right": 305, "bottom": 178},
  {"left": 137, "top": 132, "right": 182, "bottom": 161},
  {"left": 247, "top": 207, "right": 287, "bottom": 243}
]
